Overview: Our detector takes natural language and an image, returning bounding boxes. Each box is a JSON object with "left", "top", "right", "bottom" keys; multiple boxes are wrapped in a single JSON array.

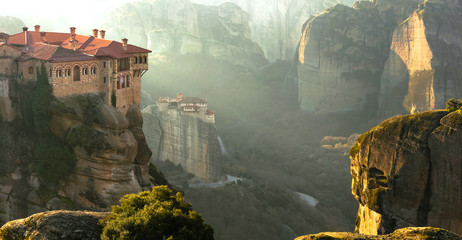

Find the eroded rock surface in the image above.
[
  {"left": 378, "top": 0, "right": 462, "bottom": 116},
  {"left": 296, "top": 227, "right": 462, "bottom": 240},
  {"left": 0, "top": 210, "right": 109, "bottom": 240},
  {"left": 104, "top": 0, "right": 268, "bottom": 68},
  {"left": 142, "top": 105, "right": 222, "bottom": 182},
  {"left": 294, "top": 0, "right": 422, "bottom": 114},
  {"left": 351, "top": 110, "right": 462, "bottom": 235}
]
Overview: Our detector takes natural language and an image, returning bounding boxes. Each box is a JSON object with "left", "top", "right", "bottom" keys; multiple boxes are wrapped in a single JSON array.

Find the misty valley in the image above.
[{"left": 0, "top": 0, "right": 461, "bottom": 239}]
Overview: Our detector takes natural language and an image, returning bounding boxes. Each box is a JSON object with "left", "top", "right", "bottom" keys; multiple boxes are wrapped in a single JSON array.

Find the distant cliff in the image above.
[
  {"left": 292, "top": 0, "right": 422, "bottom": 114},
  {"left": 103, "top": 0, "right": 267, "bottom": 68},
  {"left": 190, "top": 0, "right": 357, "bottom": 61},
  {"left": 350, "top": 109, "right": 462, "bottom": 235},
  {"left": 378, "top": 0, "right": 462, "bottom": 116},
  {"left": 0, "top": 16, "right": 25, "bottom": 34},
  {"left": 142, "top": 105, "right": 222, "bottom": 182},
  {"left": 0, "top": 75, "right": 166, "bottom": 223}
]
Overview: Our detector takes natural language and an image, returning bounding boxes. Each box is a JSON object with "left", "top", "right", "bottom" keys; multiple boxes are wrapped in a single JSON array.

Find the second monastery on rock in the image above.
[{"left": 0, "top": 25, "right": 151, "bottom": 113}]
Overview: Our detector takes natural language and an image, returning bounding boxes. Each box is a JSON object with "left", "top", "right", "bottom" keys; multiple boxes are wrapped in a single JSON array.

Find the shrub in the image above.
[
  {"left": 445, "top": 98, "right": 462, "bottom": 112},
  {"left": 101, "top": 186, "right": 214, "bottom": 240}
]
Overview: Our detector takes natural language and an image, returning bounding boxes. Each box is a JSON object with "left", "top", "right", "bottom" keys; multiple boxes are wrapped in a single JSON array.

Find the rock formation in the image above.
[
  {"left": 378, "top": 0, "right": 462, "bottom": 116},
  {"left": 0, "top": 16, "right": 25, "bottom": 34},
  {"left": 0, "top": 210, "right": 109, "bottom": 240},
  {"left": 103, "top": 0, "right": 268, "bottom": 68},
  {"left": 350, "top": 109, "right": 462, "bottom": 235},
  {"left": 292, "top": 0, "right": 462, "bottom": 116},
  {"left": 0, "top": 79, "right": 166, "bottom": 223},
  {"left": 293, "top": 0, "right": 422, "bottom": 114},
  {"left": 191, "top": 0, "right": 357, "bottom": 61},
  {"left": 142, "top": 105, "right": 222, "bottom": 182},
  {"left": 296, "top": 227, "right": 462, "bottom": 240}
]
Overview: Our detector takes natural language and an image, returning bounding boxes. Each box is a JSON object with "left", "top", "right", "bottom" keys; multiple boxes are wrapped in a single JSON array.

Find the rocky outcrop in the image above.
[
  {"left": 0, "top": 16, "right": 25, "bottom": 35},
  {"left": 0, "top": 210, "right": 109, "bottom": 240},
  {"left": 296, "top": 227, "right": 462, "bottom": 240},
  {"left": 350, "top": 110, "right": 462, "bottom": 235},
  {"left": 294, "top": 0, "right": 422, "bottom": 114},
  {"left": 142, "top": 105, "right": 222, "bottom": 182},
  {"left": 103, "top": 0, "right": 267, "bottom": 68},
  {"left": 378, "top": 0, "right": 462, "bottom": 116},
  {"left": 191, "top": 0, "right": 357, "bottom": 61},
  {"left": 0, "top": 86, "right": 167, "bottom": 223}
]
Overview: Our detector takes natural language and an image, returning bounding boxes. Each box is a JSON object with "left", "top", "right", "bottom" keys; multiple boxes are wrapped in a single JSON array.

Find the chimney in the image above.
[
  {"left": 92, "top": 29, "right": 98, "bottom": 38},
  {"left": 40, "top": 32, "right": 46, "bottom": 42},
  {"left": 122, "top": 38, "right": 128, "bottom": 50},
  {"left": 22, "top": 27, "right": 28, "bottom": 32},
  {"left": 70, "top": 27, "right": 76, "bottom": 34},
  {"left": 99, "top": 30, "right": 105, "bottom": 39},
  {"left": 70, "top": 34, "right": 78, "bottom": 51},
  {"left": 34, "top": 25, "right": 40, "bottom": 32}
]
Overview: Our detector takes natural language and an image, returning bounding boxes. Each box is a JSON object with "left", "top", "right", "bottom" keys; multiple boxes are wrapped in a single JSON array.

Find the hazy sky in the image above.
[{"left": 0, "top": 0, "right": 135, "bottom": 32}]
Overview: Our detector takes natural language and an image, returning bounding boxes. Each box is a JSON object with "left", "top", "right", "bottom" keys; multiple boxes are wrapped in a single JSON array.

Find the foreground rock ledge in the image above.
[
  {"left": 296, "top": 227, "right": 462, "bottom": 240},
  {"left": 0, "top": 210, "right": 109, "bottom": 240}
]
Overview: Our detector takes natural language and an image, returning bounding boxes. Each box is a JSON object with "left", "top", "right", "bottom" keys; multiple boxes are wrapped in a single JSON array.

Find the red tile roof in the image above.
[{"left": 7, "top": 29, "right": 151, "bottom": 60}]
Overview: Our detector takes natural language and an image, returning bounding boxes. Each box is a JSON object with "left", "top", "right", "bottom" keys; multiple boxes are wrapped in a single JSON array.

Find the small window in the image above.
[
  {"left": 138, "top": 57, "right": 142, "bottom": 64},
  {"left": 64, "top": 69, "right": 70, "bottom": 77},
  {"left": 126, "top": 75, "right": 130, "bottom": 88},
  {"left": 117, "top": 77, "right": 120, "bottom": 89},
  {"left": 91, "top": 66, "right": 97, "bottom": 75},
  {"left": 121, "top": 76, "right": 125, "bottom": 88},
  {"left": 49, "top": 68, "right": 52, "bottom": 77},
  {"left": 83, "top": 67, "right": 88, "bottom": 75},
  {"left": 134, "top": 57, "right": 138, "bottom": 64},
  {"left": 103, "top": 77, "right": 107, "bottom": 83},
  {"left": 73, "top": 66, "right": 80, "bottom": 81},
  {"left": 29, "top": 67, "right": 33, "bottom": 74},
  {"left": 103, "top": 62, "right": 106, "bottom": 68},
  {"left": 144, "top": 56, "right": 147, "bottom": 63},
  {"left": 56, "top": 69, "right": 62, "bottom": 77}
]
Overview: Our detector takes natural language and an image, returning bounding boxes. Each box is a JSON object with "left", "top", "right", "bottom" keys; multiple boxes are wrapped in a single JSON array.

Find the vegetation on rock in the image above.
[
  {"left": 101, "top": 185, "right": 214, "bottom": 240},
  {"left": 32, "top": 64, "right": 76, "bottom": 185},
  {"left": 445, "top": 98, "right": 462, "bottom": 112}
]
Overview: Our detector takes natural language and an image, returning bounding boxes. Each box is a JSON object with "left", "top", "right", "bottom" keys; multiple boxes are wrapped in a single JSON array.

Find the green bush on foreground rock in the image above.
[{"left": 101, "top": 186, "right": 214, "bottom": 240}]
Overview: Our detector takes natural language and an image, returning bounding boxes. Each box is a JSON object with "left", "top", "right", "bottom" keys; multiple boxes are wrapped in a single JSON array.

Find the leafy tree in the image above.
[
  {"left": 101, "top": 186, "right": 214, "bottom": 240},
  {"left": 445, "top": 98, "right": 462, "bottom": 112}
]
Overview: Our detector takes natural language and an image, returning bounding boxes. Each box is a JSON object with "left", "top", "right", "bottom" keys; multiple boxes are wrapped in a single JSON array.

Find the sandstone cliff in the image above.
[
  {"left": 0, "top": 16, "right": 25, "bottom": 34},
  {"left": 103, "top": 0, "right": 267, "bottom": 68},
  {"left": 142, "top": 105, "right": 222, "bottom": 182},
  {"left": 293, "top": 0, "right": 422, "bottom": 114},
  {"left": 350, "top": 109, "right": 462, "bottom": 235},
  {"left": 191, "top": 0, "right": 356, "bottom": 61},
  {"left": 296, "top": 227, "right": 462, "bottom": 240},
  {"left": 0, "top": 76, "right": 166, "bottom": 223},
  {"left": 0, "top": 210, "right": 109, "bottom": 240},
  {"left": 378, "top": 0, "right": 462, "bottom": 116}
]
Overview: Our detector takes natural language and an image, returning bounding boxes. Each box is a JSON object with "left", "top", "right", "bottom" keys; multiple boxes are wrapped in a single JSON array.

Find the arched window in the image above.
[
  {"left": 82, "top": 67, "right": 88, "bottom": 75},
  {"left": 138, "top": 57, "right": 142, "bottom": 64},
  {"left": 49, "top": 68, "right": 52, "bottom": 77},
  {"left": 91, "top": 66, "right": 97, "bottom": 75},
  {"left": 121, "top": 76, "right": 125, "bottom": 88},
  {"left": 73, "top": 66, "right": 80, "bottom": 81},
  {"left": 29, "top": 67, "right": 33, "bottom": 75},
  {"left": 126, "top": 75, "right": 130, "bottom": 88},
  {"left": 56, "top": 69, "right": 62, "bottom": 77},
  {"left": 117, "top": 77, "right": 120, "bottom": 89}
]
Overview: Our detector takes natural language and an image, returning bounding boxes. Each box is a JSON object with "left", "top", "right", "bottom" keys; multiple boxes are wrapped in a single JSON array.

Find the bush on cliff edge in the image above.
[{"left": 101, "top": 186, "right": 214, "bottom": 240}]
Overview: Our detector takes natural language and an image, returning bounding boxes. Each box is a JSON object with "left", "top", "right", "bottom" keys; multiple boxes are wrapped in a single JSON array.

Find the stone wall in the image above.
[{"left": 51, "top": 60, "right": 104, "bottom": 97}]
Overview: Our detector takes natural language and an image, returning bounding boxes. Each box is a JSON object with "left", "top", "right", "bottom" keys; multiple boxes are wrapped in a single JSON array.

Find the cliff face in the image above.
[
  {"left": 0, "top": 78, "right": 164, "bottom": 223},
  {"left": 295, "top": 0, "right": 422, "bottom": 113},
  {"left": 142, "top": 105, "right": 222, "bottom": 182},
  {"left": 191, "top": 0, "right": 357, "bottom": 61},
  {"left": 378, "top": 0, "right": 462, "bottom": 116},
  {"left": 351, "top": 110, "right": 462, "bottom": 235},
  {"left": 293, "top": 0, "right": 462, "bottom": 116},
  {"left": 0, "top": 16, "right": 25, "bottom": 34},
  {"left": 103, "top": 0, "right": 267, "bottom": 68}
]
